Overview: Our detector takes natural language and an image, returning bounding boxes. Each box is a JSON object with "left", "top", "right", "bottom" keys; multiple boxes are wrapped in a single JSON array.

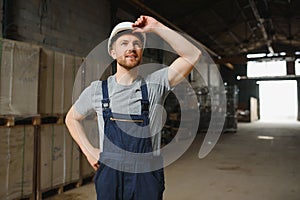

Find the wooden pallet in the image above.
[
  {"left": 0, "top": 115, "right": 41, "bottom": 127},
  {"left": 78, "top": 174, "right": 95, "bottom": 187},
  {"left": 40, "top": 179, "right": 84, "bottom": 199},
  {"left": 40, "top": 114, "right": 66, "bottom": 125},
  {"left": 0, "top": 191, "right": 35, "bottom": 199}
]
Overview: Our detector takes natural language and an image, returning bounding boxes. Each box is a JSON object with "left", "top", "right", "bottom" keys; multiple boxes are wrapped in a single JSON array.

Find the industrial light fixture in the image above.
[{"left": 246, "top": 53, "right": 266, "bottom": 58}]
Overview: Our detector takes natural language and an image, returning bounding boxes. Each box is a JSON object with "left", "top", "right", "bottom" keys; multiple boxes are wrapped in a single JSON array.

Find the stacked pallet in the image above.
[
  {"left": 0, "top": 38, "right": 100, "bottom": 199},
  {"left": 0, "top": 39, "right": 39, "bottom": 199}
]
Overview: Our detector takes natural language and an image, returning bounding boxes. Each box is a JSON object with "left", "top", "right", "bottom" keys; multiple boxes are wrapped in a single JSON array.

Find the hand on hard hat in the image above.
[{"left": 132, "top": 15, "right": 160, "bottom": 33}]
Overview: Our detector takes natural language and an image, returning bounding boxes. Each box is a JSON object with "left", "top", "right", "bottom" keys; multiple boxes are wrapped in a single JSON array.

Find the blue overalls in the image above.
[{"left": 94, "top": 79, "right": 165, "bottom": 200}]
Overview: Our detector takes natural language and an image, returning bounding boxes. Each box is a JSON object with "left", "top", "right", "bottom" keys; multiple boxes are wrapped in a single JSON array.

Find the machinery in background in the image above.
[{"left": 162, "top": 84, "right": 239, "bottom": 145}]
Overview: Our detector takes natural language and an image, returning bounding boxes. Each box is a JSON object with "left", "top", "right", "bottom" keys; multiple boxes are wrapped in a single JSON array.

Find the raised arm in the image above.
[
  {"left": 66, "top": 106, "right": 100, "bottom": 170},
  {"left": 133, "top": 15, "right": 202, "bottom": 87}
]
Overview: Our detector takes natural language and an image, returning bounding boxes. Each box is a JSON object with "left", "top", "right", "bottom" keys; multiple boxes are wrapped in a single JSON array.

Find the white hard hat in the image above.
[{"left": 107, "top": 22, "right": 146, "bottom": 55}]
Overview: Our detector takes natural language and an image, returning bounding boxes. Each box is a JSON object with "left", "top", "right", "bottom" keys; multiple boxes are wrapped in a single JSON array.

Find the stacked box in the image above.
[
  {"left": 0, "top": 126, "right": 34, "bottom": 199},
  {"left": 0, "top": 39, "right": 40, "bottom": 115},
  {"left": 39, "top": 49, "right": 82, "bottom": 115},
  {"left": 40, "top": 124, "right": 80, "bottom": 191}
]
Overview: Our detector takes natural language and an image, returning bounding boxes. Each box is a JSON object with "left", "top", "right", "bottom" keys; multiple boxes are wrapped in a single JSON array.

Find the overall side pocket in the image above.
[{"left": 94, "top": 162, "right": 105, "bottom": 183}]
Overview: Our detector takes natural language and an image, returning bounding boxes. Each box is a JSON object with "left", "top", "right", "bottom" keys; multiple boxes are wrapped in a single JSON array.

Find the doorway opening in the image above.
[{"left": 258, "top": 80, "right": 298, "bottom": 121}]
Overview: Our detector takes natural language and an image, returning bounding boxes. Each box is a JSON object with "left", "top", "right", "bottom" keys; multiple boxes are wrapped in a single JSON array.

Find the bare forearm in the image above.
[
  {"left": 65, "top": 107, "right": 99, "bottom": 162},
  {"left": 66, "top": 118, "right": 92, "bottom": 155}
]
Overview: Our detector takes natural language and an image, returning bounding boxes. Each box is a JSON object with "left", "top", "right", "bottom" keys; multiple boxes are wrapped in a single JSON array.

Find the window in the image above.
[{"left": 247, "top": 60, "right": 287, "bottom": 77}]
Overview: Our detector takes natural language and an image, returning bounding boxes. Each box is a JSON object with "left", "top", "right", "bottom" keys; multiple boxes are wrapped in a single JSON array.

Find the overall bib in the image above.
[{"left": 94, "top": 80, "right": 165, "bottom": 200}]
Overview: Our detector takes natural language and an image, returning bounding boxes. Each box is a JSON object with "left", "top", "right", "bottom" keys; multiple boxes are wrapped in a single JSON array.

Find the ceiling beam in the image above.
[
  {"left": 197, "top": 28, "right": 227, "bottom": 52},
  {"left": 210, "top": 10, "right": 241, "bottom": 44},
  {"left": 214, "top": 56, "right": 247, "bottom": 65},
  {"left": 174, "top": 0, "right": 225, "bottom": 25},
  {"left": 210, "top": 9, "right": 247, "bottom": 53},
  {"left": 234, "top": 0, "right": 255, "bottom": 41},
  {"left": 248, "top": 0, "right": 274, "bottom": 54}
]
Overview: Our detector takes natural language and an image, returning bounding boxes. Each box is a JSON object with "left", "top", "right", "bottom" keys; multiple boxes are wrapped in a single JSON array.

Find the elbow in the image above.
[
  {"left": 194, "top": 49, "right": 202, "bottom": 64},
  {"left": 65, "top": 111, "right": 72, "bottom": 129},
  {"left": 197, "top": 49, "right": 202, "bottom": 60},
  {"left": 65, "top": 107, "right": 83, "bottom": 129},
  {"left": 65, "top": 108, "right": 77, "bottom": 129},
  {"left": 188, "top": 49, "right": 202, "bottom": 66}
]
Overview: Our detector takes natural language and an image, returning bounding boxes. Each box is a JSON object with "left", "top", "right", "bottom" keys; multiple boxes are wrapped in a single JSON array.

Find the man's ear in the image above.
[{"left": 110, "top": 49, "right": 117, "bottom": 59}]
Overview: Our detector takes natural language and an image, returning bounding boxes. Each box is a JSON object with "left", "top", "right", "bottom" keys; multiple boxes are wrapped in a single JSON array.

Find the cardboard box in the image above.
[
  {"left": 0, "top": 39, "right": 40, "bottom": 115},
  {"left": 40, "top": 124, "right": 80, "bottom": 191},
  {"left": 0, "top": 126, "right": 34, "bottom": 199},
  {"left": 39, "top": 49, "right": 82, "bottom": 115}
]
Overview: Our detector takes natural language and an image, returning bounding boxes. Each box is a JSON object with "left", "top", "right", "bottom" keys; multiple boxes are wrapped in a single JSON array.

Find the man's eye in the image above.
[
  {"left": 121, "top": 42, "right": 128, "bottom": 46},
  {"left": 134, "top": 42, "right": 142, "bottom": 48}
]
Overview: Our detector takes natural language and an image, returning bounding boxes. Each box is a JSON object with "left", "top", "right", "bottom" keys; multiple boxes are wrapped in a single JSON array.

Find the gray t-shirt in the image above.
[{"left": 74, "top": 67, "right": 171, "bottom": 153}]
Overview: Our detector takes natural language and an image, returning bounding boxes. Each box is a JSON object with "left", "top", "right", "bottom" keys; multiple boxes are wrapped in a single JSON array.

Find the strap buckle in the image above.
[
  {"left": 102, "top": 99, "right": 110, "bottom": 109},
  {"left": 141, "top": 100, "right": 149, "bottom": 113}
]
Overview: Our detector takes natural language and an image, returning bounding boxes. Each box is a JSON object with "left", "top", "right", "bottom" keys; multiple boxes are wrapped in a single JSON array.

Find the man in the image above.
[{"left": 66, "top": 15, "right": 201, "bottom": 200}]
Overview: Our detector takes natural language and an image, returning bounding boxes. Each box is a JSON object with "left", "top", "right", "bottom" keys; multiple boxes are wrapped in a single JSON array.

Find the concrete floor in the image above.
[{"left": 46, "top": 121, "right": 300, "bottom": 200}]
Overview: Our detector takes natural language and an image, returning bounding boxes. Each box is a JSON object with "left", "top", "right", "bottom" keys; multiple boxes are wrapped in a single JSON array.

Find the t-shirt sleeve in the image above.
[
  {"left": 73, "top": 83, "right": 95, "bottom": 116},
  {"left": 146, "top": 67, "right": 171, "bottom": 95}
]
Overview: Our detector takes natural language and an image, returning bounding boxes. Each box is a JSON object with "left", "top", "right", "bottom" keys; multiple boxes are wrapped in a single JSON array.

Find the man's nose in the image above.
[{"left": 127, "top": 42, "right": 135, "bottom": 50}]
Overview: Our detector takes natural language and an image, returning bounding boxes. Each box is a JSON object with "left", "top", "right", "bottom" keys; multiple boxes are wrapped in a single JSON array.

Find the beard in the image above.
[
  {"left": 117, "top": 59, "right": 141, "bottom": 70},
  {"left": 116, "top": 51, "right": 142, "bottom": 70}
]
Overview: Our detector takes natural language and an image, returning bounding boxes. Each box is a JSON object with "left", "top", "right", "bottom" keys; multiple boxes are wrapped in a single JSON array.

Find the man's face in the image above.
[{"left": 111, "top": 34, "right": 143, "bottom": 69}]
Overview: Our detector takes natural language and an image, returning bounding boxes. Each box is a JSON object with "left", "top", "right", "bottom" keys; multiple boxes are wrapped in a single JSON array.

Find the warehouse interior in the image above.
[{"left": 0, "top": 0, "right": 299, "bottom": 200}]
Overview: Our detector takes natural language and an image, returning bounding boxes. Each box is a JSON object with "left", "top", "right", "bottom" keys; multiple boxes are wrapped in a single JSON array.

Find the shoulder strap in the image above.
[
  {"left": 101, "top": 80, "right": 110, "bottom": 109},
  {"left": 140, "top": 79, "right": 149, "bottom": 114}
]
